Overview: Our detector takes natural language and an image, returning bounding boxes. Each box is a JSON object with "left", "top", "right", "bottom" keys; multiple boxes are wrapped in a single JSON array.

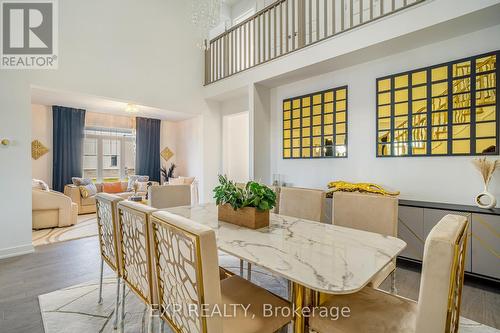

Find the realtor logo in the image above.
[{"left": 1, "top": 0, "right": 58, "bottom": 69}]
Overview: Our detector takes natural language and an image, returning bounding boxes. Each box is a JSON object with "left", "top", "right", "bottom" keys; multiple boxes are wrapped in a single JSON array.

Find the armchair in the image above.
[{"left": 32, "top": 189, "right": 78, "bottom": 229}]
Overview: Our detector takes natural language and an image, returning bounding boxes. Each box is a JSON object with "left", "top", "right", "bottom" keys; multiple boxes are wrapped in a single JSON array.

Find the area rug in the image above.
[
  {"left": 39, "top": 254, "right": 499, "bottom": 333},
  {"left": 32, "top": 213, "right": 98, "bottom": 246}
]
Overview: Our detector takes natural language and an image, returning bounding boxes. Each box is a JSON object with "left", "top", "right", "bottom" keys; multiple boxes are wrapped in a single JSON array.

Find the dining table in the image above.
[{"left": 163, "top": 203, "right": 407, "bottom": 332}]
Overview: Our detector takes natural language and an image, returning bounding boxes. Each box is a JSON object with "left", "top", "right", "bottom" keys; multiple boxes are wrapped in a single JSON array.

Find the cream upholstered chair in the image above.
[
  {"left": 117, "top": 200, "right": 158, "bottom": 332},
  {"left": 150, "top": 210, "right": 292, "bottom": 333},
  {"left": 279, "top": 187, "right": 324, "bottom": 222},
  {"left": 95, "top": 193, "right": 124, "bottom": 329},
  {"left": 309, "top": 214, "right": 469, "bottom": 333},
  {"left": 147, "top": 184, "right": 192, "bottom": 209},
  {"left": 333, "top": 191, "right": 399, "bottom": 291},
  {"left": 32, "top": 188, "right": 78, "bottom": 229}
]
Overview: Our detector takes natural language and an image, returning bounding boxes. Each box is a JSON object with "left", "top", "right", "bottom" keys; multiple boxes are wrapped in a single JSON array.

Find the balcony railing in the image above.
[{"left": 205, "top": 0, "right": 425, "bottom": 85}]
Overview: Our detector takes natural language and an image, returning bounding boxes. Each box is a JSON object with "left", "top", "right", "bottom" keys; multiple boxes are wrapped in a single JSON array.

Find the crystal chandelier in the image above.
[{"left": 189, "top": 0, "right": 222, "bottom": 50}]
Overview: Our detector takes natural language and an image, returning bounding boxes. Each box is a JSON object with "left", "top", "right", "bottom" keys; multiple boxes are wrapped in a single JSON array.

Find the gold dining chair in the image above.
[
  {"left": 150, "top": 210, "right": 293, "bottom": 333},
  {"left": 309, "top": 214, "right": 468, "bottom": 333},
  {"left": 95, "top": 193, "right": 124, "bottom": 330},
  {"left": 116, "top": 200, "right": 158, "bottom": 332},
  {"left": 333, "top": 191, "right": 399, "bottom": 292}
]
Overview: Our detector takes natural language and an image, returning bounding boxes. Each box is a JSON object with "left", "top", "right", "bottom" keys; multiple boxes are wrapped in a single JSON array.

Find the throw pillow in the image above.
[
  {"left": 103, "top": 182, "right": 123, "bottom": 194},
  {"left": 72, "top": 177, "right": 92, "bottom": 186},
  {"left": 181, "top": 176, "right": 195, "bottom": 185},
  {"left": 32, "top": 179, "right": 50, "bottom": 191},
  {"left": 127, "top": 175, "right": 149, "bottom": 191},
  {"left": 134, "top": 181, "right": 150, "bottom": 192},
  {"left": 168, "top": 177, "right": 184, "bottom": 185},
  {"left": 79, "top": 183, "right": 97, "bottom": 198}
]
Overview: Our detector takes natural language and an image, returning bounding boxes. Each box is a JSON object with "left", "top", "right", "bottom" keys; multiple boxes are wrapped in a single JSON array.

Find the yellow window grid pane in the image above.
[
  {"left": 453, "top": 61, "right": 471, "bottom": 77},
  {"left": 452, "top": 140, "right": 470, "bottom": 154},
  {"left": 432, "top": 66, "right": 448, "bottom": 82},
  {"left": 378, "top": 79, "right": 391, "bottom": 92}
]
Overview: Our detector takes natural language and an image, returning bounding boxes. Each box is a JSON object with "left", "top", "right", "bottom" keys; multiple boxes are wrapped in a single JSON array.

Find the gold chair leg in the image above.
[
  {"left": 147, "top": 305, "right": 154, "bottom": 333},
  {"left": 247, "top": 262, "right": 252, "bottom": 281},
  {"left": 98, "top": 258, "right": 104, "bottom": 304},
  {"left": 120, "top": 281, "right": 126, "bottom": 331},
  {"left": 113, "top": 276, "right": 120, "bottom": 329},
  {"left": 390, "top": 270, "right": 397, "bottom": 294}
]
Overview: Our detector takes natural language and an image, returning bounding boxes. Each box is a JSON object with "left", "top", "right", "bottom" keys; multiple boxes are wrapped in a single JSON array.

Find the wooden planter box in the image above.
[{"left": 218, "top": 204, "right": 270, "bottom": 229}]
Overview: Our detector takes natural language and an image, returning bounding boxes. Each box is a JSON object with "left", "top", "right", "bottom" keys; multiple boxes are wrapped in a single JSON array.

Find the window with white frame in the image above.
[{"left": 83, "top": 127, "right": 136, "bottom": 182}]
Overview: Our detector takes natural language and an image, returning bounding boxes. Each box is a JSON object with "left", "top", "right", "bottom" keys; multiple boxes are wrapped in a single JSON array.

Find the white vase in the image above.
[{"left": 475, "top": 186, "right": 497, "bottom": 209}]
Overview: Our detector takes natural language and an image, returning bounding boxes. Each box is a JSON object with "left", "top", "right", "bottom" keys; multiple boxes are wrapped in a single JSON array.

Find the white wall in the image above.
[
  {"left": 160, "top": 120, "right": 178, "bottom": 183},
  {"left": 174, "top": 117, "right": 203, "bottom": 185},
  {"left": 0, "top": 77, "right": 33, "bottom": 258},
  {"left": 223, "top": 112, "right": 250, "bottom": 182},
  {"left": 31, "top": 105, "right": 53, "bottom": 187},
  {"left": 270, "top": 24, "right": 500, "bottom": 206}
]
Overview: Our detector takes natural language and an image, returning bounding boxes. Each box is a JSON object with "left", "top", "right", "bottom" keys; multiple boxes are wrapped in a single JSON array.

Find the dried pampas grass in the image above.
[{"left": 472, "top": 157, "right": 499, "bottom": 187}]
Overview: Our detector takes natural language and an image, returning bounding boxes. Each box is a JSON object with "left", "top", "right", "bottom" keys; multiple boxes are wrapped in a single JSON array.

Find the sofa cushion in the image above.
[
  {"left": 79, "top": 183, "right": 97, "bottom": 198},
  {"left": 127, "top": 175, "right": 149, "bottom": 191},
  {"left": 168, "top": 177, "right": 184, "bottom": 185},
  {"left": 102, "top": 182, "right": 123, "bottom": 194},
  {"left": 81, "top": 195, "right": 96, "bottom": 206},
  {"left": 32, "top": 179, "right": 50, "bottom": 191},
  {"left": 72, "top": 177, "right": 93, "bottom": 186}
]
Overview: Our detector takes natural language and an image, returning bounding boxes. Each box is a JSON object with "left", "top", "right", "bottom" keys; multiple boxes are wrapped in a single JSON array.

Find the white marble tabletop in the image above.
[{"left": 162, "top": 203, "right": 407, "bottom": 295}]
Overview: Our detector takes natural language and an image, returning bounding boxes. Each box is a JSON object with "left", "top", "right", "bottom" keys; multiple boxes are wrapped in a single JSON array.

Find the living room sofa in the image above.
[
  {"left": 32, "top": 188, "right": 78, "bottom": 229},
  {"left": 64, "top": 181, "right": 157, "bottom": 214}
]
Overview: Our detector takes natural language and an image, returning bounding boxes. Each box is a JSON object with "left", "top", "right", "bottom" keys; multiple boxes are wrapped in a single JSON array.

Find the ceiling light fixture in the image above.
[
  {"left": 189, "top": 0, "right": 222, "bottom": 50},
  {"left": 125, "top": 103, "right": 139, "bottom": 113}
]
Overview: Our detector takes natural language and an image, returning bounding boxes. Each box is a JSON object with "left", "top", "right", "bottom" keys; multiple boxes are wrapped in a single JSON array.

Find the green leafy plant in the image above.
[{"left": 213, "top": 175, "right": 276, "bottom": 211}]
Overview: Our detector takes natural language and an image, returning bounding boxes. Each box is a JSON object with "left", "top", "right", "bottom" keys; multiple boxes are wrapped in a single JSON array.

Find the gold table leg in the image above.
[{"left": 292, "top": 282, "right": 332, "bottom": 333}]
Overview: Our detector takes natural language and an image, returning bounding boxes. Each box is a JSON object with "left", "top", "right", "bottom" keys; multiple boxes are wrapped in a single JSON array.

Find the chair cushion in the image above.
[
  {"left": 310, "top": 287, "right": 417, "bottom": 333},
  {"left": 220, "top": 275, "right": 292, "bottom": 333}
]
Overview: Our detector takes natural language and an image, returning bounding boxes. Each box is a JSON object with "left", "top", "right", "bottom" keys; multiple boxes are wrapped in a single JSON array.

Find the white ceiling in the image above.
[{"left": 30, "top": 86, "right": 195, "bottom": 122}]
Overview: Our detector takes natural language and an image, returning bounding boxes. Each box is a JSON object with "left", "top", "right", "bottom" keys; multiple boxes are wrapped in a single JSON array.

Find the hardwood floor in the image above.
[
  {"left": 0, "top": 237, "right": 499, "bottom": 332},
  {"left": 0, "top": 237, "right": 112, "bottom": 333}
]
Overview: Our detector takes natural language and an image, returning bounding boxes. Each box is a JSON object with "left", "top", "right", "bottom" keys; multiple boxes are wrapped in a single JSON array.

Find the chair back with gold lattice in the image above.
[
  {"left": 415, "top": 214, "right": 468, "bottom": 333},
  {"left": 150, "top": 211, "right": 223, "bottom": 333},
  {"left": 117, "top": 201, "right": 157, "bottom": 305},
  {"left": 95, "top": 193, "right": 124, "bottom": 274}
]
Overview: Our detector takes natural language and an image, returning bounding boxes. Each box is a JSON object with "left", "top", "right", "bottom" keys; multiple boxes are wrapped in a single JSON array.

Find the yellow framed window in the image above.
[
  {"left": 376, "top": 51, "right": 498, "bottom": 157},
  {"left": 283, "top": 86, "right": 348, "bottom": 159}
]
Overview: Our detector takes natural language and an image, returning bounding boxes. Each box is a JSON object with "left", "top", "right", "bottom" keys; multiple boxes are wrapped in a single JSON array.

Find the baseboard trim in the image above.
[{"left": 0, "top": 243, "right": 34, "bottom": 260}]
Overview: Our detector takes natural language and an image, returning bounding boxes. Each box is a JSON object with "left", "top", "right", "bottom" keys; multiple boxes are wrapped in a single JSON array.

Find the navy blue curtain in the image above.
[
  {"left": 52, "top": 106, "right": 86, "bottom": 192},
  {"left": 135, "top": 117, "right": 161, "bottom": 182}
]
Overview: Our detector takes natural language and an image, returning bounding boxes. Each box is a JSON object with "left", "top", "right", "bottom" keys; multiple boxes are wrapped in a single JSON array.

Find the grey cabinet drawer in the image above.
[
  {"left": 424, "top": 209, "right": 472, "bottom": 272},
  {"left": 398, "top": 206, "right": 424, "bottom": 261},
  {"left": 471, "top": 213, "right": 500, "bottom": 279}
]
